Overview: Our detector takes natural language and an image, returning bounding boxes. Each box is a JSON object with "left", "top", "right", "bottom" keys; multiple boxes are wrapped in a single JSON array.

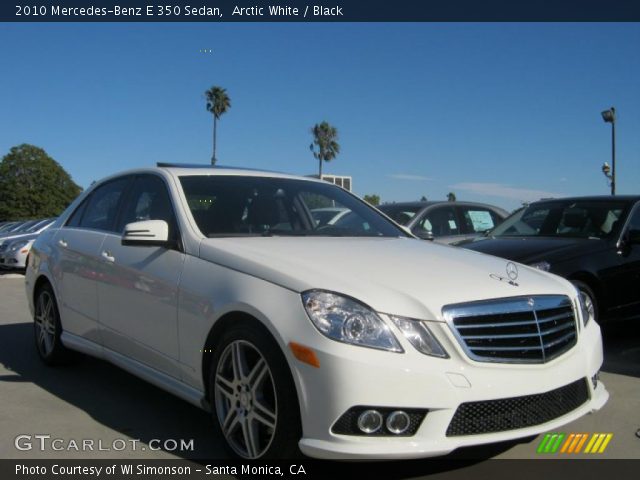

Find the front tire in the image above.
[
  {"left": 209, "top": 322, "right": 301, "bottom": 459},
  {"left": 34, "top": 284, "right": 72, "bottom": 365}
]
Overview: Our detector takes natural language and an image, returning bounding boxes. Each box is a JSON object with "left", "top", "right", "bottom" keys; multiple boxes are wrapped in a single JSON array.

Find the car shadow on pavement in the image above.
[
  {"left": 600, "top": 317, "right": 640, "bottom": 379},
  {"left": 0, "top": 321, "right": 547, "bottom": 465},
  {"left": 0, "top": 322, "right": 225, "bottom": 459}
]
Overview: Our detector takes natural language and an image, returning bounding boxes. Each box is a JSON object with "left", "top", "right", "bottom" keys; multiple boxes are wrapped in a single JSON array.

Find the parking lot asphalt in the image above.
[{"left": 0, "top": 274, "right": 639, "bottom": 461}]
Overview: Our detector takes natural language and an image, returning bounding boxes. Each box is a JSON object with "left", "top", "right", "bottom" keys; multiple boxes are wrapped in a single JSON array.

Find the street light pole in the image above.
[
  {"left": 611, "top": 111, "right": 616, "bottom": 195},
  {"left": 601, "top": 107, "right": 616, "bottom": 195}
]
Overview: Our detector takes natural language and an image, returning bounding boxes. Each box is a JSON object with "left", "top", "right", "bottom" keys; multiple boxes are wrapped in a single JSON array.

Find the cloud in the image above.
[
  {"left": 388, "top": 173, "right": 433, "bottom": 181},
  {"left": 450, "top": 182, "right": 563, "bottom": 202}
]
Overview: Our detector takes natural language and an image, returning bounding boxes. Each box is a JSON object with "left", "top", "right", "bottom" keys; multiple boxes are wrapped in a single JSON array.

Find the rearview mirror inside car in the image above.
[{"left": 122, "top": 220, "right": 170, "bottom": 247}]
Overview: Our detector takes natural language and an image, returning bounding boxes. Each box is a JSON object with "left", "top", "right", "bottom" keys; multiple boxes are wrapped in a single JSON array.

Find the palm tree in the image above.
[
  {"left": 205, "top": 86, "right": 231, "bottom": 165},
  {"left": 310, "top": 121, "right": 340, "bottom": 178}
]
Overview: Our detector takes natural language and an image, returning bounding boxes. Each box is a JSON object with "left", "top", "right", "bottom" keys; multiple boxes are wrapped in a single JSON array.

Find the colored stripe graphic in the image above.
[
  {"left": 574, "top": 433, "right": 589, "bottom": 453},
  {"left": 585, "top": 433, "right": 614, "bottom": 454},
  {"left": 537, "top": 433, "right": 565, "bottom": 453},
  {"left": 538, "top": 433, "right": 613, "bottom": 454},
  {"left": 537, "top": 433, "right": 552, "bottom": 453}
]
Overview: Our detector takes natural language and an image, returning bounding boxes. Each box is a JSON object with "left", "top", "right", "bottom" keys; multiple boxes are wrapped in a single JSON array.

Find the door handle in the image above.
[
  {"left": 101, "top": 250, "right": 115, "bottom": 263},
  {"left": 58, "top": 239, "right": 68, "bottom": 248}
]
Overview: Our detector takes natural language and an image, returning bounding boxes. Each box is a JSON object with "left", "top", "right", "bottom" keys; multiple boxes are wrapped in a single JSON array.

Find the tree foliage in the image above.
[
  {"left": 447, "top": 192, "right": 457, "bottom": 202},
  {"left": 310, "top": 121, "right": 340, "bottom": 178},
  {"left": 0, "top": 144, "right": 82, "bottom": 221},
  {"left": 205, "top": 86, "right": 231, "bottom": 165},
  {"left": 363, "top": 194, "right": 381, "bottom": 206}
]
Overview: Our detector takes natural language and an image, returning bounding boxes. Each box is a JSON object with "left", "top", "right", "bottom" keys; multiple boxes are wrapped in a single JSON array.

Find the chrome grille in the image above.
[{"left": 443, "top": 295, "right": 577, "bottom": 363}]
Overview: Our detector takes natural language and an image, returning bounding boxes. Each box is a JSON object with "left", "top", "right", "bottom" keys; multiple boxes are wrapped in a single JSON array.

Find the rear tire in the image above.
[
  {"left": 33, "top": 284, "right": 73, "bottom": 365},
  {"left": 572, "top": 280, "right": 599, "bottom": 324},
  {"left": 208, "top": 322, "right": 302, "bottom": 459}
]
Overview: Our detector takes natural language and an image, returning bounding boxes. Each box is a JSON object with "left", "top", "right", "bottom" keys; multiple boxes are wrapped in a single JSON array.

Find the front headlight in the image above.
[
  {"left": 529, "top": 261, "right": 551, "bottom": 271},
  {"left": 576, "top": 289, "right": 593, "bottom": 327},
  {"left": 9, "top": 240, "right": 29, "bottom": 252},
  {"left": 389, "top": 316, "right": 449, "bottom": 358},
  {"left": 302, "top": 290, "right": 403, "bottom": 352}
]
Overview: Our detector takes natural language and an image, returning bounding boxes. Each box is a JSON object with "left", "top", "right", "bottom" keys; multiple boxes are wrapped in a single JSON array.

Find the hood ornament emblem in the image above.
[
  {"left": 506, "top": 262, "right": 519, "bottom": 281},
  {"left": 490, "top": 262, "right": 520, "bottom": 287}
]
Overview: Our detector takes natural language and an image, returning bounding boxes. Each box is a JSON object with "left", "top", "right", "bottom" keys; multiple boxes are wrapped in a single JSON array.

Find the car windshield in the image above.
[
  {"left": 310, "top": 208, "right": 348, "bottom": 227},
  {"left": 377, "top": 205, "right": 424, "bottom": 225},
  {"left": 179, "top": 176, "right": 406, "bottom": 238},
  {"left": 489, "top": 200, "right": 627, "bottom": 239}
]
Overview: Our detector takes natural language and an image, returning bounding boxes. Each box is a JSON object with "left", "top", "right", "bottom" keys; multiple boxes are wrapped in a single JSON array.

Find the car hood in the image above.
[
  {"left": 0, "top": 232, "right": 38, "bottom": 245},
  {"left": 458, "top": 236, "right": 601, "bottom": 264},
  {"left": 198, "top": 236, "right": 577, "bottom": 321}
]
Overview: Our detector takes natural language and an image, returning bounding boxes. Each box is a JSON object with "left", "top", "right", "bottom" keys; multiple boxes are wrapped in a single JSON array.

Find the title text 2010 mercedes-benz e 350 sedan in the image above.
[{"left": 26, "top": 164, "right": 608, "bottom": 459}]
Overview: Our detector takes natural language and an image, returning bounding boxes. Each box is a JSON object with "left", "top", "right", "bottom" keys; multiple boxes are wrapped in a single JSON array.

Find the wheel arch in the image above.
[
  {"left": 33, "top": 273, "right": 55, "bottom": 302},
  {"left": 568, "top": 271, "right": 603, "bottom": 312},
  {"left": 201, "top": 310, "right": 295, "bottom": 404}
]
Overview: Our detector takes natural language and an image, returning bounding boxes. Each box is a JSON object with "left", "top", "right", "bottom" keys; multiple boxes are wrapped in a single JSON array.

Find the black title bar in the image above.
[{"left": 2, "top": 0, "right": 640, "bottom": 22}]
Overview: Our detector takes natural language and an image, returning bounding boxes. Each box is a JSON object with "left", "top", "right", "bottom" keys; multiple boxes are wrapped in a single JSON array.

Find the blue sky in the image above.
[{"left": 1, "top": 23, "right": 639, "bottom": 210}]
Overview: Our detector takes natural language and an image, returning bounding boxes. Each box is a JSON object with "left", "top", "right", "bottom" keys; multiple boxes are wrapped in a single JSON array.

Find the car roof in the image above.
[
  {"left": 530, "top": 195, "right": 640, "bottom": 205},
  {"left": 92, "top": 164, "right": 327, "bottom": 187},
  {"left": 156, "top": 163, "right": 318, "bottom": 181},
  {"left": 379, "top": 201, "right": 504, "bottom": 209}
]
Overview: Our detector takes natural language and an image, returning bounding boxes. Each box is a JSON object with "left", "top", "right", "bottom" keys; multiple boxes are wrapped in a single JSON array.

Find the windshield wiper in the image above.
[{"left": 263, "top": 229, "right": 311, "bottom": 237}]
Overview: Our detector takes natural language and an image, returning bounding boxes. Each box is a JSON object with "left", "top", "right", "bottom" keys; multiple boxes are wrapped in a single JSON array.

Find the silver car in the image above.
[{"left": 378, "top": 201, "right": 508, "bottom": 244}]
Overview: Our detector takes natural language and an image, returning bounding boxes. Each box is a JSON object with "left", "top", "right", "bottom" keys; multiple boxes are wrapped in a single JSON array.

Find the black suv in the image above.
[{"left": 458, "top": 196, "right": 640, "bottom": 323}]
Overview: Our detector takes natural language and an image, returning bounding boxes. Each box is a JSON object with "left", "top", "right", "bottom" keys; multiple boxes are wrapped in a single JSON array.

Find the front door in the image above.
[{"left": 96, "top": 174, "right": 185, "bottom": 378}]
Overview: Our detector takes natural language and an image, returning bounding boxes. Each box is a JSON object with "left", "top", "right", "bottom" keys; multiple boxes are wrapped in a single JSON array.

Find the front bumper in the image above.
[
  {"left": 0, "top": 250, "right": 28, "bottom": 269},
  {"left": 288, "top": 313, "right": 607, "bottom": 460}
]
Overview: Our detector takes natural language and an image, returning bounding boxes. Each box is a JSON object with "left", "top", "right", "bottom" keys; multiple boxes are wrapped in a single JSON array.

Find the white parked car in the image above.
[
  {"left": 0, "top": 218, "right": 55, "bottom": 247},
  {"left": 0, "top": 219, "right": 55, "bottom": 270},
  {"left": 0, "top": 236, "right": 36, "bottom": 270},
  {"left": 26, "top": 164, "right": 608, "bottom": 460}
]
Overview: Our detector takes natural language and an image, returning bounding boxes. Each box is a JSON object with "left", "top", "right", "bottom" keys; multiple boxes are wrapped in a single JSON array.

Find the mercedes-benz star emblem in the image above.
[{"left": 506, "top": 262, "right": 518, "bottom": 281}]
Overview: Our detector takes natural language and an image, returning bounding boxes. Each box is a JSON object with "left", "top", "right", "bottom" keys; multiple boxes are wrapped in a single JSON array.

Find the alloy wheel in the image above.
[
  {"left": 214, "top": 340, "right": 277, "bottom": 459},
  {"left": 35, "top": 290, "right": 57, "bottom": 357}
]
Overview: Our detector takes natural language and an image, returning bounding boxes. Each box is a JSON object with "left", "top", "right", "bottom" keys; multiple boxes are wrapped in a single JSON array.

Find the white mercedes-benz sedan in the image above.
[{"left": 25, "top": 164, "right": 608, "bottom": 460}]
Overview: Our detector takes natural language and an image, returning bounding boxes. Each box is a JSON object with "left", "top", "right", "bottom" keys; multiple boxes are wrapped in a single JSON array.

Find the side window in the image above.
[
  {"left": 413, "top": 206, "right": 460, "bottom": 237},
  {"left": 117, "top": 175, "right": 178, "bottom": 240},
  {"left": 66, "top": 199, "right": 89, "bottom": 227},
  {"left": 79, "top": 178, "right": 129, "bottom": 232},
  {"left": 460, "top": 207, "right": 498, "bottom": 233},
  {"left": 626, "top": 205, "right": 640, "bottom": 233}
]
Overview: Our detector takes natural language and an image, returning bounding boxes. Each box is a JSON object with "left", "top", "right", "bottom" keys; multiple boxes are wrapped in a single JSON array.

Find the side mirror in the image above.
[
  {"left": 415, "top": 230, "right": 435, "bottom": 241},
  {"left": 122, "top": 220, "right": 170, "bottom": 247}
]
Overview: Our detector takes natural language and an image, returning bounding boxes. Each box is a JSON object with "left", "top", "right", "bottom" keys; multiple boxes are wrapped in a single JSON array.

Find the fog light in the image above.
[
  {"left": 591, "top": 372, "right": 600, "bottom": 389},
  {"left": 357, "top": 410, "right": 383, "bottom": 433},
  {"left": 386, "top": 411, "right": 411, "bottom": 434}
]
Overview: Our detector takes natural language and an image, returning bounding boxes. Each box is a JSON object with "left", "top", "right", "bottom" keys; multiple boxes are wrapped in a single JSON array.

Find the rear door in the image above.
[
  {"left": 54, "top": 177, "right": 130, "bottom": 343},
  {"left": 96, "top": 174, "right": 185, "bottom": 378}
]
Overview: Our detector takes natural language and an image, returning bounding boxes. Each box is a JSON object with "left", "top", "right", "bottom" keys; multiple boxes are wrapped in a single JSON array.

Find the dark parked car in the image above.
[
  {"left": 458, "top": 196, "right": 640, "bottom": 324},
  {"left": 378, "top": 201, "right": 508, "bottom": 244}
]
